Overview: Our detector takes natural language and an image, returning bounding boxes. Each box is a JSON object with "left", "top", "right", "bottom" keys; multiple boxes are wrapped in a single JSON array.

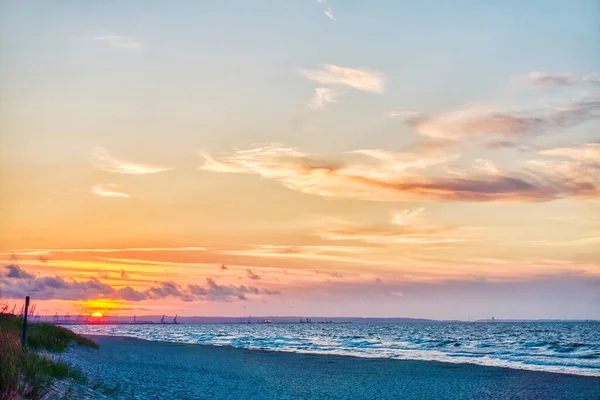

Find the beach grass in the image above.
[
  {"left": 18, "top": 320, "right": 99, "bottom": 352},
  {"left": 0, "top": 313, "right": 98, "bottom": 400}
]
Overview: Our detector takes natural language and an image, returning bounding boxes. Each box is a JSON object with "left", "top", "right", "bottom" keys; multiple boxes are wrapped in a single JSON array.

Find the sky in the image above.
[{"left": 0, "top": 0, "right": 599, "bottom": 320}]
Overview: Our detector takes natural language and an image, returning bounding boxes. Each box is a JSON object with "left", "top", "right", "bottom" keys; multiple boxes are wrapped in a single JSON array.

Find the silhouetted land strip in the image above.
[{"left": 60, "top": 335, "right": 600, "bottom": 400}]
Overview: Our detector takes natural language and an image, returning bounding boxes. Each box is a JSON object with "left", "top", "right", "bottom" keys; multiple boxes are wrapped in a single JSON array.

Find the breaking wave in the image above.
[{"left": 69, "top": 321, "right": 600, "bottom": 377}]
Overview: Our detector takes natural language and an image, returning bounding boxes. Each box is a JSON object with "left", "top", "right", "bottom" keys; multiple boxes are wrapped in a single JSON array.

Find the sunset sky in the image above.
[{"left": 1, "top": 1, "right": 599, "bottom": 320}]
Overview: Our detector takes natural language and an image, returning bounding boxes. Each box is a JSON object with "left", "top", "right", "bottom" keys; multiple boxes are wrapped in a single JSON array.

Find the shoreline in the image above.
[
  {"left": 89, "top": 334, "right": 600, "bottom": 378},
  {"left": 58, "top": 335, "right": 600, "bottom": 400}
]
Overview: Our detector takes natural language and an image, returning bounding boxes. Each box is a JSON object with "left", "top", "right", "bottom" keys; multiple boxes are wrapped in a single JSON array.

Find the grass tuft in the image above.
[
  {"left": 0, "top": 313, "right": 99, "bottom": 400},
  {"left": 8, "top": 318, "right": 99, "bottom": 352}
]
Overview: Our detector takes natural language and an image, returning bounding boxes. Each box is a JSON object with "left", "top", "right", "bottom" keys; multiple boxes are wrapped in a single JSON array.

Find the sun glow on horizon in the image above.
[
  {"left": 79, "top": 299, "right": 129, "bottom": 316},
  {"left": 91, "top": 312, "right": 103, "bottom": 318}
]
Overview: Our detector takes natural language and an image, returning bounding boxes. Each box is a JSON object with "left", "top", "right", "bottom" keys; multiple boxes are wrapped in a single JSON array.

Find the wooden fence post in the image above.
[{"left": 21, "top": 296, "right": 30, "bottom": 349}]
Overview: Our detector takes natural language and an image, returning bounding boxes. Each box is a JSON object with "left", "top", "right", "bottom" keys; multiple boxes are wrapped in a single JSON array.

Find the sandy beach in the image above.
[{"left": 57, "top": 335, "right": 600, "bottom": 400}]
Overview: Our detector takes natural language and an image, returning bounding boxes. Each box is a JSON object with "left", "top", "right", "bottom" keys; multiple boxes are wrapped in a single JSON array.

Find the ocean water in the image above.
[{"left": 68, "top": 321, "right": 600, "bottom": 377}]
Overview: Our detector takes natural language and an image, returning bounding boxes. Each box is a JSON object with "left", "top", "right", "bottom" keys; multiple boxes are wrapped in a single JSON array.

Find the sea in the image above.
[{"left": 68, "top": 321, "right": 600, "bottom": 377}]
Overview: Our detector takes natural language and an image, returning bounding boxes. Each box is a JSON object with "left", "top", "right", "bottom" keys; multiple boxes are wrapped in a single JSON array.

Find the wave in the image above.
[{"left": 67, "top": 321, "right": 600, "bottom": 377}]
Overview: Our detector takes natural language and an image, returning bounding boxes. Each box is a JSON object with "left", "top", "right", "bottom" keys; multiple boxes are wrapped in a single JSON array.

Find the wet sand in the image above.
[{"left": 62, "top": 335, "right": 600, "bottom": 400}]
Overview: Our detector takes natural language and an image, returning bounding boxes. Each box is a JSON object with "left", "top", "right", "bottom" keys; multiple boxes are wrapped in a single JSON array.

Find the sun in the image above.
[{"left": 91, "top": 312, "right": 103, "bottom": 318}]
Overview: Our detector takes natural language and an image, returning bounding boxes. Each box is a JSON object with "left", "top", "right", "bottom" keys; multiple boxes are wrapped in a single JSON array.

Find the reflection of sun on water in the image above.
[{"left": 91, "top": 312, "right": 103, "bottom": 318}]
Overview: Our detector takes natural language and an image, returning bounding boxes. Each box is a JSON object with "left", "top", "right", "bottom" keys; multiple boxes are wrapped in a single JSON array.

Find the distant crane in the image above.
[
  {"left": 173, "top": 315, "right": 178, "bottom": 324},
  {"left": 160, "top": 315, "right": 165, "bottom": 324},
  {"left": 53, "top": 313, "right": 59, "bottom": 323}
]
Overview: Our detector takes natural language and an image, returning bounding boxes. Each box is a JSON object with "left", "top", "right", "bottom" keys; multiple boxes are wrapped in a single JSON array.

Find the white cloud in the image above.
[
  {"left": 92, "top": 35, "right": 141, "bottom": 49},
  {"left": 91, "top": 184, "right": 130, "bottom": 198},
  {"left": 324, "top": 7, "right": 335, "bottom": 20},
  {"left": 93, "top": 147, "right": 172, "bottom": 174},
  {"left": 299, "top": 64, "right": 385, "bottom": 94},
  {"left": 308, "top": 88, "right": 338, "bottom": 109},
  {"left": 315, "top": 0, "right": 335, "bottom": 20}
]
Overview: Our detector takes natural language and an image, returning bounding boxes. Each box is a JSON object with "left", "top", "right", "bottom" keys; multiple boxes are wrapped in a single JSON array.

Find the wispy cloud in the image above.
[
  {"left": 299, "top": 64, "right": 385, "bottom": 94},
  {"left": 315, "top": 0, "right": 335, "bottom": 20},
  {"left": 539, "top": 143, "right": 600, "bottom": 164},
  {"left": 1, "top": 247, "right": 207, "bottom": 259},
  {"left": 200, "top": 143, "right": 595, "bottom": 202},
  {"left": 308, "top": 88, "right": 338, "bottom": 109},
  {"left": 527, "top": 71, "right": 600, "bottom": 86},
  {"left": 532, "top": 236, "right": 600, "bottom": 247},
  {"left": 318, "top": 208, "right": 472, "bottom": 246},
  {"left": 92, "top": 35, "right": 141, "bottom": 49},
  {"left": 91, "top": 184, "right": 130, "bottom": 198},
  {"left": 318, "top": 229, "right": 463, "bottom": 246},
  {"left": 526, "top": 142, "right": 600, "bottom": 198},
  {"left": 391, "top": 208, "right": 425, "bottom": 226},
  {"left": 221, "top": 245, "right": 374, "bottom": 264},
  {"left": 324, "top": 7, "right": 335, "bottom": 20},
  {"left": 388, "top": 109, "right": 420, "bottom": 118},
  {"left": 93, "top": 147, "right": 172, "bottom": 174},
  {"left": 474, "top": 158, "right": 502, "bottom": 175},
  {"left": 404, "top": 96, "right": 600, "bottom": 140}
]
